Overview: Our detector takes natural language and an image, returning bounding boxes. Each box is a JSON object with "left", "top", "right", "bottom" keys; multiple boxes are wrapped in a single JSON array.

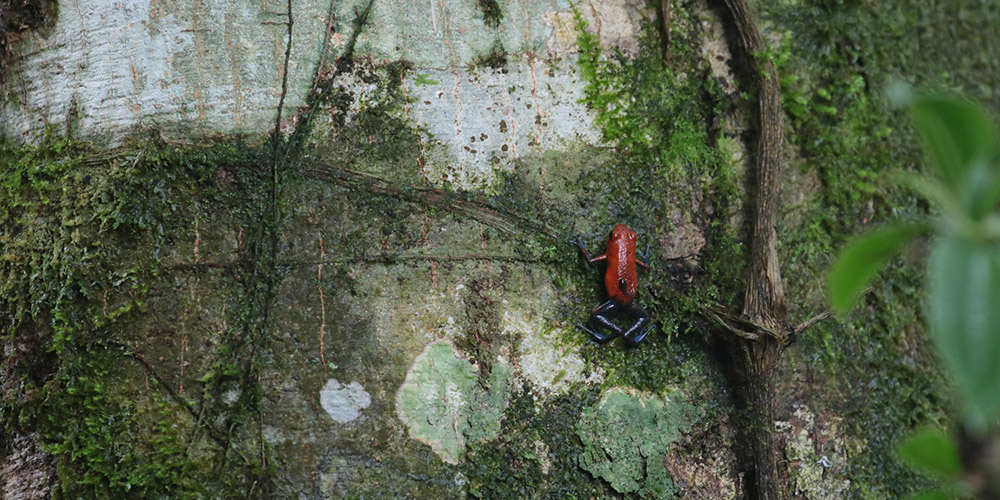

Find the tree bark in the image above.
[
  {"left": 722, "top": 0, "right": 787, "bottom": 328},
  {"left": 716, "top": 1, "right": 789, "bottom": 499}
]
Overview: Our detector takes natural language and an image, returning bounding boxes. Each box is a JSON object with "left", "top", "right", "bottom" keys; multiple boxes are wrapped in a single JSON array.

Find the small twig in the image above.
[
  {"left": 792, "top": 310, "right": 832, "bottom": 336},
  {"left": 792, "top": 287, "right": 873, "bottom": 336},
  {"left": 701, "top": 305, "right": 760, "bottom": 341}
]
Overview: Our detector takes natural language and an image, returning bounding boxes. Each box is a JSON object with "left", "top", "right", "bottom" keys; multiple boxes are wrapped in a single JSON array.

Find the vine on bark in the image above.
[{"left": 706, "top": 1, "right": 832, "bottom": 499}]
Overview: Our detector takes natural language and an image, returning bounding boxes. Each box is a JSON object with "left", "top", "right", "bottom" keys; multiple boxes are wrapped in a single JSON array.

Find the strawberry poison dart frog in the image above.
[{"left": 574, "top": 224, "right": 653, "bottom": 347}]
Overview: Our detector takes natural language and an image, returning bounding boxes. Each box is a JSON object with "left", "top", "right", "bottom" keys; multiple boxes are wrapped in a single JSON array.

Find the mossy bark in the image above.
[{"left": 5, "top": 0, "right": 986, "bottom": 497}]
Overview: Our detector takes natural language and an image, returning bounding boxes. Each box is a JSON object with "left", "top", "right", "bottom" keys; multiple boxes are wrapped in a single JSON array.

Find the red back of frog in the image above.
[{"left": 604, "top": 224, "right": 638, "bottom": 305}]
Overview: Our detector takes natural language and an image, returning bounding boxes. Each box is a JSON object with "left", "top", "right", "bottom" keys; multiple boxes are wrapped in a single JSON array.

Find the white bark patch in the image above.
[
  {"left": 1, "top": 0, "right": 331, "bottom": 143},
  {"left": 405, "top": 62, "right": 600, "bottom": 191},
  {"left": 320, "top": 379, "right": 372, "bottom": 424}
]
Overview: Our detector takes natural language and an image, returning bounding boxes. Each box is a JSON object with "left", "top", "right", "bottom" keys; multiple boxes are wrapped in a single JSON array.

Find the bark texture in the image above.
[{"left": 717, "top": 0, "right": 790, "bottom": 499}]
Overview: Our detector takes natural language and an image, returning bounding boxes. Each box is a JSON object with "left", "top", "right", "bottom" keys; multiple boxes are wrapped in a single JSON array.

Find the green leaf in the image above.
[
  {"left": 909, "top": 95, "right": 996, "bottom": 191},
  {"left": 828, "top": 222, "right": 928, "bottom": 315},
  {"left": 897, "top": 428, "right": 962, "bottom": 480},
  {"left": 895, "top": 173, "right": 963, "bottom": 217},
  {"left": 967, "top": 149, "right": 1000, "bottom": 220},
  {"left": 927, "top": 236, "right": 1000, "bottom": 424}
]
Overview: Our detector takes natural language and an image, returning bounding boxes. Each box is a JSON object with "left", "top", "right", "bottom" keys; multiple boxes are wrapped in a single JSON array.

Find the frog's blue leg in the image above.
[
  {"left": 622, "top": 303, "right": 654, "bottom": 347},
  {"left": 579, "top": 300, "right": 622, "bottom": 343}
]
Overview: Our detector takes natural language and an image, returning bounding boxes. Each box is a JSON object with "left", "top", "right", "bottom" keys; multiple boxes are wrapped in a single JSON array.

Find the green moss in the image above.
[
  {"left": 576, "top": 388, "right": 693, "bottom": 498},
  {"left": 0, "top": 133, "right": 283, "bottom": 498},
  {"left": 476, "top": 0, "right": 503, "bottom": 28},
  {"left": 751, "top": 0, "right": 1000, "bottom": 496}
]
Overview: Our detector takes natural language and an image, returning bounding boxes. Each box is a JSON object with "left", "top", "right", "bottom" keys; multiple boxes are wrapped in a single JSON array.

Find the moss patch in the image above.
[
  {"left": 476, "top": 0, "right": 503, "bottom": 28},
  {"left": 0, "top": 133, "right": 283, "bottom": 497}
]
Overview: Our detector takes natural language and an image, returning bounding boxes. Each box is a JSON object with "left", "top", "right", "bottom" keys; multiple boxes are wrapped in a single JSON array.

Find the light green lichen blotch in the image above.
[
  {"left": 576, "top": 388, "right": 693, "bottom": 497},
  {"left": 396, "top": 340, "right": 512, "bottom": 464}
]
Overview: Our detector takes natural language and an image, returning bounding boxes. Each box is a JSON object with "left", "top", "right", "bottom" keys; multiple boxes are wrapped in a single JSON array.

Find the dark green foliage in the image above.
[
  {"left": 475, "top": 0, "right": 503, "bottom": 28},
  {"left": 760, "top": 0, "right": 1000, "bottom": 495}
]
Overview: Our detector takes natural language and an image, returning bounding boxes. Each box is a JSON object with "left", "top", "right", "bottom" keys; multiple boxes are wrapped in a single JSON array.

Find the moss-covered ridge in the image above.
[{"left": 0, "top": 133, "right": 278, "bottom": 497}]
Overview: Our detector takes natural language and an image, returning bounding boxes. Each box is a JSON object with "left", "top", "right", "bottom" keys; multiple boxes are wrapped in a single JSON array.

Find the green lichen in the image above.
[
  {"left": 576, "top": 388, "right": 694, "bottom": 498},
  {"left": 395, "top": 340, "right": 512, "bottom": 464}
]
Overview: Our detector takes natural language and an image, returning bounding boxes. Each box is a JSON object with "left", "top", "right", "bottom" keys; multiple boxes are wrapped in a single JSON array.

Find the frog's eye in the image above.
[
  {"left": 608, "top": 230, "right": 615, "bottom": 240},
  {"left": 630, "top": 232, "right": 636, "bottom": 240}
]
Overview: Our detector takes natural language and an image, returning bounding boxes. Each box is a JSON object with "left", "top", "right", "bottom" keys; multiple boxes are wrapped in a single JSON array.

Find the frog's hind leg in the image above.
[
  {"left": 622, "top": 303, "right": 653, "bottom": 347},
  {"left": 578, "top": 300, "right": 622, "bottom": 343}
]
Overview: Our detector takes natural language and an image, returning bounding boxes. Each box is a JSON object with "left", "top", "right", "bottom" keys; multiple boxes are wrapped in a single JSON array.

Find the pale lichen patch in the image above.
[
  {"left": 776, "top": 404, "right": 852, "bottom": 499},
  {"left": 395, "top": 340, "right": 512, "bottom": 464},
  {"left": 320, "top": 379, "right": 372, "bottom": 424},
  {"left": 534, "top": 439, "right": 553, "bottom": 475},
  {"left": 577, "top": 387, "right": 693, "bottom": 497}
]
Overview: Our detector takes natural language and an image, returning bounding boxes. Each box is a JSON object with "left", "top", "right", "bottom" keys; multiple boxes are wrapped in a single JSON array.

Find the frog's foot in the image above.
[{"left": 578, "top": 300, "right": 654, "bottom": 347}]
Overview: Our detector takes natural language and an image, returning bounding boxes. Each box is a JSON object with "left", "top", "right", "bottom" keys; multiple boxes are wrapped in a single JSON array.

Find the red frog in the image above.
[{"left": 574, "top": 224, "right": 653, "bottom": 346}]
